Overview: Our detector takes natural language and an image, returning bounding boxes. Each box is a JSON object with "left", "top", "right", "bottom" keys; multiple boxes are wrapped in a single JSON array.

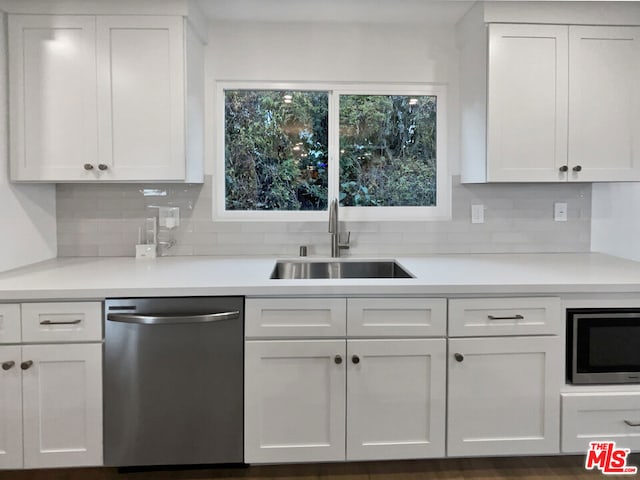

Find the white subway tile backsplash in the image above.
[
  {"left": 217, "top": 233, "right": 266, "bottom": 245},
  {"left": 98, "top": 244, "right": 134, "bottom": 257},
  {"left": 161, "top": 245, "right": 194, "bottom": 256},
  {"left": 55, "top": 175, "right": 592, "bottom": 257},
  {"left": 177, "top": 232, "right": 218, "bottom": 246},
  {"left": 191, "top": 220, "right": 242, "bottom": 233},
  {"left": 58, "top": 244, "right": 99, "bottom": 257},
  {"left": 354, "top": 232, "right": 403, "bottom": 245},
  {"left": 286, "top": 222, "right": 328, "bottom": 233},
  {"left": 447, "top": 232, "right": 493, "bottom": 244}
]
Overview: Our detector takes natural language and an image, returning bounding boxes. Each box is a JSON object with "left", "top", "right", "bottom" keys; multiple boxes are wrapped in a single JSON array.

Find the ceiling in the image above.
[{"left": 196, "top": 0, "right": 477, "bottom": 25}]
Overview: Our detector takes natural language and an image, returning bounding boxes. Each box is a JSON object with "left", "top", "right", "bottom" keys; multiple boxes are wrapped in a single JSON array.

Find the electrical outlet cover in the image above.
[{"left": 554, "top": 202, "right": 567, "bottom": 222}]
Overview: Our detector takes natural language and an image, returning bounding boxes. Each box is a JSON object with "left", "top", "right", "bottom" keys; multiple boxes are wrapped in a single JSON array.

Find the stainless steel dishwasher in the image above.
[{"left": 103, "top": 296, "right": 243, "bottom": 467}]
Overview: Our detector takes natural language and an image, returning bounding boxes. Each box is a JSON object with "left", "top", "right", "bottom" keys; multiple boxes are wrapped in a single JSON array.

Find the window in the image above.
[
  {"left": 216, "top": 83, "right": 449, "bottom": 221},
  {"left": 224, "top": 90, "right": 329, "bottom": 212}
]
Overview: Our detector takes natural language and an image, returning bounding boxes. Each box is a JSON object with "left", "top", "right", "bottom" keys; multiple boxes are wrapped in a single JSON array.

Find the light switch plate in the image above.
[
  {"left": 471, "top": 204, "right": 484, "bottom": 224},
  {"left": 554, "top": 202, "right": 567, "bottom": 222}
]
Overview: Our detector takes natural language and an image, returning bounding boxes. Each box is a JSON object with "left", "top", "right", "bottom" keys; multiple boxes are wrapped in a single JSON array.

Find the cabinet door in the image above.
[
  {"left": 569, "top": 26, "right": 640, "bottom": 181},
  {"left": 0, "top": 346, "right": 22, "bottom": 469},
  {"left": 346, "top": 339, "right": 446, "bottom": 460},
  {"left": 245, "top": 340, "right": 346, "bottom": 463},
  {"left": 21, "top": 344, "right": 102, "bottom": 468},
  {"left": 9, "top": 15, "right": 99, "bottom": 181},
  {"left": 96, "top": 16, "right": 186, "bottom": 180},
  {"left": 487, "top": 24, "right": 568, "bottom": 182},
  {"left": 448, "top": 336, "right": 561, "bottom": 456},
  {"left": 0, "top": 305, "right": 21, "bottom": 344}
]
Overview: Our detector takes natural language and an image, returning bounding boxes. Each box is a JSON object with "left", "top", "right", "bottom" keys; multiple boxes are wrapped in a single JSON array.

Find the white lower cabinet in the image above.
[
  {"left": 244, "top": 340, "right": 346, "bottom": 463},
  {"left": 562, "top": 392, "right": 640, "bottom": 453},
  {"left": 346, "top": 339, "right": 446, "bottom": 461},
  {"left": 244, "top": 338, "right": 446, "bottom": 463},
  {"left": 447, "top": 336, "right": 562, "bottom": 456},
  {"left": 0, "top": 346, "right": 22, "bottom": 469},
  {"left": 0, "top": 343, "right": 102, "bottom": 469}
]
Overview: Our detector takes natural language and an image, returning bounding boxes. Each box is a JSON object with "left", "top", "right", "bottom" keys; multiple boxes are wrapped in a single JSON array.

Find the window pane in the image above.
[
  {"left": 339, "top": 95, "right": 437, "bottom": 207},
  {"left": 225, "top": 90, "right": 329, "bottom": 211}
]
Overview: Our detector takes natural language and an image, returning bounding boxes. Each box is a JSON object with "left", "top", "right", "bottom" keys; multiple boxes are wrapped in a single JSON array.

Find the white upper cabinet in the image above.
[
  {"left": 461, "top": 22, "right": 640, "bottom": 183},
  {"left": 96, "top": 16, "right": 186, "bottom": 180},
  {"left": 568, "top": 26, "right": 640, "bottom": 181},
  {"left": 486, "top": 24, "right": 568, "bottom": 182},
  {"left": 9, "top": 15, "right": 99, "bottom": 181},
  {"left": 9, "top": 14, "right": 203, "bottom": 183}
]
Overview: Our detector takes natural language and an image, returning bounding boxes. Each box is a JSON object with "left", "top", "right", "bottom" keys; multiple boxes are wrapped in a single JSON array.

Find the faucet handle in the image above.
[{"left": 339, "top": 231, "right": 351, "bottom": 250}]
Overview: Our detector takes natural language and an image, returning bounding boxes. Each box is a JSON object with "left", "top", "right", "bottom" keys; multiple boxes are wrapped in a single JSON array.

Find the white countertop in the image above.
[{"left": 1, "top": 253, "right": 640, "bottom": 300}]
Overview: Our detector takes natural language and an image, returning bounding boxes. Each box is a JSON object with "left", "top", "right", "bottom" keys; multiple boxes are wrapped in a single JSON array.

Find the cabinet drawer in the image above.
[
  {"left": 0, "top": 304, "right": 21, "bottom": 344},
  {"left": 246, "top": 298, "right": 346, "bottom": 338},
  {"left": 448, "top": 297, "right": 561, "bottom": 337},
  {"left": 347, "top": 298, "right": 446, "bottom": 337},
  {"left": 21, "top": 302, "right": 102, "bottom": 343},
  {"left": 562, "top": 392, "right": 640, "bottom": 453}
]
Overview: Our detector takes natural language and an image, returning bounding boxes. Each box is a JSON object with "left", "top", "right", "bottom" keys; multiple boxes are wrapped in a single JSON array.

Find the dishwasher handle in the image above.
[{"left": 107, "top": 311, "right": 240, "bottom": 325}]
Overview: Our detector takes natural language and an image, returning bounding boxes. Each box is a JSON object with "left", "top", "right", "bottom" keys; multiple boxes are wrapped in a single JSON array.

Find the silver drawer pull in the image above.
[
  {"left": 487, "top": 314, "right": 524, "bottom": 320},
  {"left": 624, "top": 420, "right": 640, "bottom": 427},
  {"left": 40, "top": 319, "right": 83, "bottom": 325},
  {"left": 107, "top": 311, "right": 240, "bottom": 325}
]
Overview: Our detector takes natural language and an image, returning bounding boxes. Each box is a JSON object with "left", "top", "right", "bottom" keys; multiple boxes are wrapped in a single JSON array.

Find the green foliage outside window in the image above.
[
  {"left": 339, "top": 95, "right": 437, "bottom": 207},
  {"left": 225, "top": 90, "right": 329, "bottom": 211},
  {"left": 224, "top": 90, "right": 438, "bottom": 212}
]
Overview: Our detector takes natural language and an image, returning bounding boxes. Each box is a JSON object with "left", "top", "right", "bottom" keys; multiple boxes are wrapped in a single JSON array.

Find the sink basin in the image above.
[{"left": 270, "top": 260, "right": 414, "bottom": 279}]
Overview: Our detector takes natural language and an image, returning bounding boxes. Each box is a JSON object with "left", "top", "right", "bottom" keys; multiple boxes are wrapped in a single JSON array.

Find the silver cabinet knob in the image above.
[
  {"left": 98, "top": 164, "right": 109, "bottom": 171},
  {"left": 83, "top": 164, "right": 94, "bottom": 170},
  {"left": 20, "top": 360, "right": 33, "bottom": 370},
  {"left": 2, "top": 361, "right": 15, "bottom": 371},
  {"left": 334, "top": 355, "right": 342, "bottom": 365},
  {"left": 454, "top": 353, "right": 464, "bottom": 362}
]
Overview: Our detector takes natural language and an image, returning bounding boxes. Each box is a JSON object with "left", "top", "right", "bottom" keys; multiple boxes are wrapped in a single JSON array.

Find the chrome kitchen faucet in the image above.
[{"left": 328, "top": 199, "right": 350, "bottom": 257}]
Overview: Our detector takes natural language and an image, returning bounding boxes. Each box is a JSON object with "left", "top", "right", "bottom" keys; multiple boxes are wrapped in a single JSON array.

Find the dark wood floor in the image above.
[{"left": 3, "top": 455, "right": 638, "bottom": 480}]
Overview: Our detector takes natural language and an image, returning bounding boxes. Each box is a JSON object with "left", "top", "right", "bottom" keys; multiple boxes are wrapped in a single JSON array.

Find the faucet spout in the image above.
[
  {"left": 328, "top": 199, "right": 349, "bottom": 257},
  {"left": 329, "top": 199, "right": 338, "bottom": 233}
]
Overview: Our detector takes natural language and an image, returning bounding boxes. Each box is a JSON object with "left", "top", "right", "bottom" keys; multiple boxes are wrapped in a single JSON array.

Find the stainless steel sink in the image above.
[{"left": 270, "top": 260, "right": 414, "bottom": 279}]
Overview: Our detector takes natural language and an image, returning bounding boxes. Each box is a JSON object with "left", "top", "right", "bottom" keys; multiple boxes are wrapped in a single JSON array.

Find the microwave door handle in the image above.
[{"left": 624, "top": 420, "right": 640, "bottom": 427}]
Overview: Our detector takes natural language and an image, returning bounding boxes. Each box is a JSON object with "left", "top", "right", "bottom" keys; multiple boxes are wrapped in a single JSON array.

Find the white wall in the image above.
[
  {"left": 0, "top": 12, "right": 57, "bottom": 271},
  {"left": 591, "top": 183, "right": 640, "bottom": 262},
  {"left": 205, "top": 20, "right": 460, "bottom": 175}
]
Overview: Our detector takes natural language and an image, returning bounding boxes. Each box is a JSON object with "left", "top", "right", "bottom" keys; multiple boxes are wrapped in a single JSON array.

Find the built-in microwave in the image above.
[{"left": 567, "top": 308, "right": 640, "bottom": 384}]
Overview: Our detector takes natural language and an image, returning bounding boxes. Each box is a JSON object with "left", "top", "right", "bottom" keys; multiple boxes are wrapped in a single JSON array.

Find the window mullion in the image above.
[{"left": 327, "top": 91, "right": 340, "bottom": 205}]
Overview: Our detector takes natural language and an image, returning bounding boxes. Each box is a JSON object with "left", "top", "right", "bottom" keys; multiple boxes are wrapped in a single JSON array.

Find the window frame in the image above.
[{"left": 215, "top": 81, "right": 450, "bottom": 221}]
